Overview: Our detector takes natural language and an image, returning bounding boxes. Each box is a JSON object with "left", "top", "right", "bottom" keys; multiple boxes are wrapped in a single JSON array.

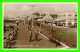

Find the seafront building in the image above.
[{"left": 55, "top": 11, "right": 77, "bottom": 27}]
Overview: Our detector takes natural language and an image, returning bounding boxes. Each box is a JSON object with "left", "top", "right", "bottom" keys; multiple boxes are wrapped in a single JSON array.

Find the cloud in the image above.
[{"left": 3, "top": 3, "right": 77, "bottom": 18}]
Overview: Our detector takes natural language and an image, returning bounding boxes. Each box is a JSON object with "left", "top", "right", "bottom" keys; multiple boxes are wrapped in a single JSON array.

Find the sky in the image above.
[{"left": 3, "top": 3, "right": 77, "bottom": 18}]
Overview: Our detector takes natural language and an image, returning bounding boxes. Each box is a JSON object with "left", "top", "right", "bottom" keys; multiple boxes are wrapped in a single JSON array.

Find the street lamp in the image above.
[{"left": 27, "top": 5, "right": 38, "bottom": 29}]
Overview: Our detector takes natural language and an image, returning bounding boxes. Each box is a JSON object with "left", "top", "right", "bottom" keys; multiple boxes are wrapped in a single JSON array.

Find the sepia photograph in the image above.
[{"left": 3, "top": 3, "right": 77, "bottom": 49}]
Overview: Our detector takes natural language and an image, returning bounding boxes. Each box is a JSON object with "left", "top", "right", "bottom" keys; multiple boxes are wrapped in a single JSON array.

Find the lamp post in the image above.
[
  {"left": 28, "top": 5, "right": 38, "bottom": 29},
  {"left": 31, "top": 6, "right": 34, "bottom": 29}
]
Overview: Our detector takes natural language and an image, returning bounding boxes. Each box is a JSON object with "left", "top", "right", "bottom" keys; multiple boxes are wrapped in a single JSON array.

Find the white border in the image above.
[{"left": 2, "top": 2, "right": 78, "bottom": 50}]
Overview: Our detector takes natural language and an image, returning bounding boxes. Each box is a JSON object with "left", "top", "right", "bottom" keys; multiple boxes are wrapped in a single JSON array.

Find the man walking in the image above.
[
  {"left": 29, "top": 30, "right": 32, "bottom": 42},
  {"left": 35, "top": 29, "right": 39, "bottom": 41}
]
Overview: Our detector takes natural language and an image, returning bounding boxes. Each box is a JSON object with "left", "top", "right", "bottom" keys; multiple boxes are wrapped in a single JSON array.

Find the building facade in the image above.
[{"left": 55, "top": 11, "right": 77, "bottom": 27}]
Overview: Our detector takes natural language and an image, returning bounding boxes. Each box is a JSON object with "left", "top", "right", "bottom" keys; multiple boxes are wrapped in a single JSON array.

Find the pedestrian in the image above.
[
  {"left": 23, "top": 21, "right": 24, "bottom": 25},
  {"left": 12, "top": 30, "right": 17, "bottom": 40},
  {"left": 29, "top": 30, "right": 32, "bottom": 42},
  {"left": 51, "top": 24, "right": 55, "bottom": 33},
  {"left": 16, "top": 21, "right": 19, "bottom": 26},
  {"left": 39, "top": 22, "right": 42, "bottom": 33},
  {"left": 35, "top": 29, "right": 39, "bottom": 41},
  {"left": 23, "top": 20, "right": 25, "bottom": 25},
  {"left": 10, "top": 25, "right": 12, "bottom": 31},
  {"left": 28, "top": 25, "right": 31, "bottom": 31},
  {"left": 8, "top": 33, "right": 13, "bottom": 41},
  {"left": 28, "top": 20, "right": 32, "bottom": 31}
]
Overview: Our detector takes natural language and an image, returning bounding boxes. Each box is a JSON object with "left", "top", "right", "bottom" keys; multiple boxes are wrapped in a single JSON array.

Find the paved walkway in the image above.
[{"left": 15, "top": 23, "right": 59, "bottom": 48}]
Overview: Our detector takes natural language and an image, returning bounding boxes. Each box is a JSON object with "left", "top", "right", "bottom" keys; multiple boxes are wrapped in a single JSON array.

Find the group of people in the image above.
[
  {"left": 27, "top": 20, "right": 40, "bottom": 42},
  {"left": 4, "top": 25, "right": 18, "bottom": 48},
  {"left": 4, "top": 20, "right": 20, "bottom": 48}
]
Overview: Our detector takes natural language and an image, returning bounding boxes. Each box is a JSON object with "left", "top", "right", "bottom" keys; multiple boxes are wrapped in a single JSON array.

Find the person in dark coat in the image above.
[
  {"left": 35, "top": 29, "right": 39, "bottom": 41},
  {"left": 29, "top": 30, "right": 32, "bottom": 42}
]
